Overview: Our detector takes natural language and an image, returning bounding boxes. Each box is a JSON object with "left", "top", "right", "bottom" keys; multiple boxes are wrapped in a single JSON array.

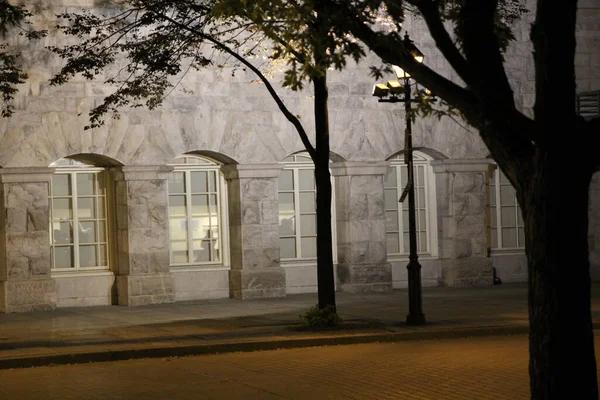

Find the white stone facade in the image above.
[{"left": 0, "top": 1, "right": 599, "bottom": 311}]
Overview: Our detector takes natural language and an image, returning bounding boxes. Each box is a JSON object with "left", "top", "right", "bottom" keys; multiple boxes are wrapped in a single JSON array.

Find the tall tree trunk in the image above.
[
  {"left": 523, "top": 149, "right": 598, "bottom": 399},
  {"left": 313, "top": 71, "right": 336, "bottom": 311}
]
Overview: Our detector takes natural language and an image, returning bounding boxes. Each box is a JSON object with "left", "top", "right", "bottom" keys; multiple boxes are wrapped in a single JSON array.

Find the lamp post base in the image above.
[{"left": 406, "top": 312, "right": 426, "bottom": 326}]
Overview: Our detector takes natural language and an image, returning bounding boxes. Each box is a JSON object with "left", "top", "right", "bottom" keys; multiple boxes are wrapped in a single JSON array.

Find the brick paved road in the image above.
[{"left": 1, "top": 334, "right": 596, "bottom": 399}]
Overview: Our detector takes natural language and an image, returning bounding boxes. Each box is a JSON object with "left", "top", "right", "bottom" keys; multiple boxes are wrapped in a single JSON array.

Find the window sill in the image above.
[
  {"left": 490, "top": 248, "right": 525, "bottom": 256},
  {"left": 51, "top": 269, "right": 113, "bottom": 278},
  {"left": 170, "top": 264, "right": 230, "bottom": 272}
]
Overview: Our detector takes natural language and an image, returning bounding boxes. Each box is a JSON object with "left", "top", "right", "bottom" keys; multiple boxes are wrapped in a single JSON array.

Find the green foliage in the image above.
[
  {"left": 300, "top": 304, "right": 341, "bottom": 329},
  {"left": 0, "top": 1, "right": 46, "bottom": 117}
]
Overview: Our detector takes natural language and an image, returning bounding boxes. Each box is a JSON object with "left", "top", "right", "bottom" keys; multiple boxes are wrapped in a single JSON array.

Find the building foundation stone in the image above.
[
  {"left": 432, "top": 159, "right": 494, "bottom": 287},
  {"left": 0, "top": 168, "right": 56, "bottom": 312},
  {"left": 113, "top": 165, "right": 175, "bottom": 306},
  {"left": 331, "top": 162, "right": 392, "bottom": 292},
  {"left": 223, "top": 164, "right": 286, "bottom": 299}
]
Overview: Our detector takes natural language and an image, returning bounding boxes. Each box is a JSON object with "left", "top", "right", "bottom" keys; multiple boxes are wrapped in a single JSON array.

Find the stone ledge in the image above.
[
  {"left": 431, "top": 159, "right": 494, "bottom": 173},
  {"left": 330, "top": 162, "right": 389, "bottom": 177},
  {"left": 0, "top": 167, "right": 55, "bottom": 183},
  {"left": 222, "top": 164, "right": 283, "bottom": 180}
]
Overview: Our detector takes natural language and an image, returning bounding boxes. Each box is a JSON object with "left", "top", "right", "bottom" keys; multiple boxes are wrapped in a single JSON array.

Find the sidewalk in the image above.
[{"left": 0, "top": 283, "right": 597, "bottom": 369}]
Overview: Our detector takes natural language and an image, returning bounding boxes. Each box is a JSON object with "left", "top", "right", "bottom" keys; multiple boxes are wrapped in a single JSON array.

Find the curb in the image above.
[{"left": 0, "top": 324, "right": 532, "bottom": 370}]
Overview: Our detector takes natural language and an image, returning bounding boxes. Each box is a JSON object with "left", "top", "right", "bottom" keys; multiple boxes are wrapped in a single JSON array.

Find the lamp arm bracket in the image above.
[{"left": 399, "top": 182, "right": 413, "bottom": 203}]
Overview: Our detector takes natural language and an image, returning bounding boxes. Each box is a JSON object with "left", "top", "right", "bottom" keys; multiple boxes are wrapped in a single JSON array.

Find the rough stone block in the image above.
[
  {"left": 441, "top": 258, "right": 493, "bottom": 287},
  {"left": 117, "top": 273, "right": 175, "bottom": 306},
  {"left": 0, "top": 279, "right": 56, "bottom": 312},
  {"left": 337, "top": 262, "right": 392, "bottom": 293},
  {"left": 229, "top": 268, "right": 286, "bottom": 299}
]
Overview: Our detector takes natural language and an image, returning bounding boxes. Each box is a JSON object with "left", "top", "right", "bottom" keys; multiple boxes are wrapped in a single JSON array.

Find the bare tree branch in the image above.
[
  {"left": 461, "top": 0, "right": 515, "bottom": 107},
  {"left": 404, "top": 0, "right": 473, "bottom": 87},
  {"left": 151, "top": 9, "right": 317, "bottom": 159}
]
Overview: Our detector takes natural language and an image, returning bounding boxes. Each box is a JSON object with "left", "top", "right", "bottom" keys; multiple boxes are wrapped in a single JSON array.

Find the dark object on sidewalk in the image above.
[{"left": 493, "top": 267, "right": 502, "bottom": 285}]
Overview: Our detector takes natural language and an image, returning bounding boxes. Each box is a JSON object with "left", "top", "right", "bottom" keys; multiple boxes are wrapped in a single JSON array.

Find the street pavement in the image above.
[
  {"left": 0, "top": 334, "right": 567, "bottom": 399},
  {"left": 0, "top": 283, "right": 599, "bottom": 370}
]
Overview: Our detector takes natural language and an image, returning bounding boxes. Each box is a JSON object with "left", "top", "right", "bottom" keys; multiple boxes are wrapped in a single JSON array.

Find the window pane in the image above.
[
  {"left": 419, "top": 210, "right": 427, "bottom": 230},
  {"left": 169, "top": 195, "right": 187, "bottom": 216},
  {"left": 400, "top": 166, "right": 408, "bottom": 184},
  {"left": 279, "top": 216, "right": 295, "bottom": 236},
  {"left": 170, "top": 241, "right": 188, "bottom": 263},
  {"left": 52, "top": 199, "right": 72, "bottom": 219},
  {"left": 208, "top": 171, "right": 216, "bottom": 192},
  {"left": 517, "top": 208, "right": 524, "bottom": 225},
  {"left": 501, "top": 206, "right": 517, "bottom": 227},
  {"left": 191, "top": 171, "right": 208, "bottom": 193},
  {"left": 97, "top": 198, "right": 106, "bottom": 218},
  {"left": 79, "top": 221, "right": 97, "bottom": 244},
  {"left": 77, "top": 173, "right": 95, "bottom": 196},
  {"left": 97, "top": 173, "right": 106, "bottom": 195},
  {"left": 518, "top": 227, "right": 525, "bottom": 246},
  {"left": 403, "top": 234, "right": 410, "bottom": 254},
  {"left": 299, "top": 193, "right": 315, "bottom": 213},
  {"left": 279, "top": 170, "right": 294, "bottom": 191},
  {"left": 168, "top": 172, "right": 185, "bottom": 193},
  {"left": 193, "top": 240, "right": 211, "bottom": 262},
  {"left": 279, "top": 193, "right": 295, "bottom": 213},
  {"left": 193, "top": 222, "right": 212, "bottom": 240},
  {"left": 52, "top": 175, "right": 71, "bottom": 196},
  {"left": 79, "top": 245, "right": 97, "bottom": 267},
  {"left": 301, "top": 237, "right": 317, "bottom": 258},
  {"left": 384, "top": 168, "right": 396, "bottom": 188},
  {"left": 402, "top": 210, "right": 409, "bottom": 231},
  {"left": 502, "top": 228, "right": 517, "bottom": 247},
  {"left": 300, "top": 215, "right": 316, "bottom": 235},
  {"left": 169, "top": 219, "right": 188, "bottom": 241},
  {"left": 385, "top": 189, "right": 398, "bottom": 210},
  {"left": 387, "top": 233, "right": 399, "bottom": 253},
  {"left": 499, "top": 171, "right": 510, "bottom": 184},
  {"left": 417, "top": 188, "right": 426, "bottom": 208},
  {"left": 500, "top": 185, "right": 515, "bottom": 205},
  {"left": 417, "top": 166, "right": 425, "bottom": 185},
  {"left": 386, "top": 211, "right": 399, "bottom": 232},
  {"left": 280, "top": 237, "right": 296, "bottom": 258},
  {"left": 77, "top": 198, "right": 95, "bottom": 219},
  {"left": 419, "top": 231, "right": 428, "bottom": 252},
  {"left": 54, "top": 247, "right": 73, "bottom": 268},
  {"left": 192, "top": 195, "right": 209, "bottom": 215},
  {"left": 98, "top": 244, "right": 107, "bottom": 266},
  {"left": 489, "top": 185, "right": 496, "bottom": 206},
  {"left": 53, "top": 222, "right": 72, "bottom": 244},
  {"left": 298, "top": 170, "right": 315, "bottom": 190},
  {"left": 98, "top": 222, "right": 106, "bottom": 243}
]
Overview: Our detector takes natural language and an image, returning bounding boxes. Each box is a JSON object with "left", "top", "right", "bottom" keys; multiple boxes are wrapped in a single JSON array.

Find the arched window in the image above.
[
  {"left": 167, "top": 155, "right": 228, "bottom": 266},
  {"left": 489, "top": 166, "right": 524, "bottom": 249},
  {"left": 49, "top": 158, "right": 110, "bottom": 271},
  {"left": 384, "top": 152, "right": 437, "bottom": 256},
  {"left": 278, "top": 152, "right": 336, "bottom": 260}
]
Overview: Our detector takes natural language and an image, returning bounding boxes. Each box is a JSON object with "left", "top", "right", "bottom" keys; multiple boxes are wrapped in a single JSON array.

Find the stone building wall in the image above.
[{"left": 0, "top": 1, "right": 597, "bottom": 310}]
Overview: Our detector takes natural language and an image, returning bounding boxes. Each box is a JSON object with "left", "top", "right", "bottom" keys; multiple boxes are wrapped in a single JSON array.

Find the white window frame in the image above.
[
  {"left": 167, "top": 156, "right": 229, "bottom": 269},
  {"left": 278, "top": 153, "right": 337, "bottom": 262},
  {"left": 385, "top": 152, "right": 438, "bottom": 258},
  {"left": 49, "top": 159, "right": 110, "bottom": 272},
  {"left": 489, "top": 165, "right": 525, "bottom": 251}
]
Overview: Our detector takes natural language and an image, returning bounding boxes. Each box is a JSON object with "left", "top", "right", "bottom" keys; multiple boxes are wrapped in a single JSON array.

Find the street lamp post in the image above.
[{"left": 373, "top": 33, "right": 430, "bottom": 326}]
